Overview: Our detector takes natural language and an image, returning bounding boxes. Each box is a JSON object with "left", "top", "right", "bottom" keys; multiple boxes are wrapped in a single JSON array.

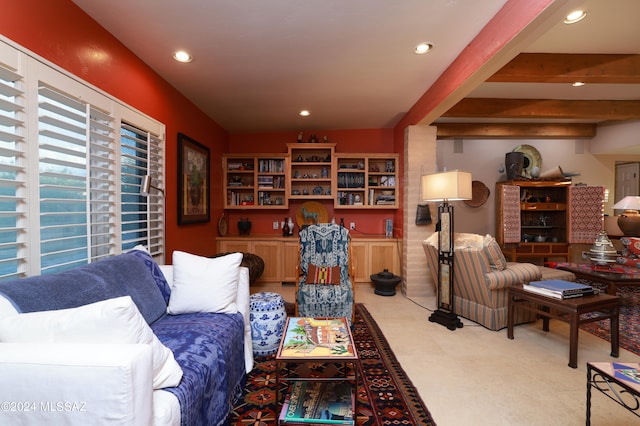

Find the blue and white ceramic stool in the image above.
[{"left": 249, "top": 292, "right": 287, "bottom": 356}]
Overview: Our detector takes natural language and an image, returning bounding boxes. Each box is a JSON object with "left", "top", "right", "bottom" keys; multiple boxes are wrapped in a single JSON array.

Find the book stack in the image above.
[
  {"left": 522, "top": 280, "right": 597, "bottom": 299},
  {"left": 279, "top": 381, "right": 354, "bottom": 425}
]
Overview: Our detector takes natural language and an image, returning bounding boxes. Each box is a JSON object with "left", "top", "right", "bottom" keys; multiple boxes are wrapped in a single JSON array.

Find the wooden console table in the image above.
[
  {"left": 218, "top": 235, "right": 400, "bottom": 284},
  {"left": 507, "top": 284, "right": 620, "bottom": 368}
]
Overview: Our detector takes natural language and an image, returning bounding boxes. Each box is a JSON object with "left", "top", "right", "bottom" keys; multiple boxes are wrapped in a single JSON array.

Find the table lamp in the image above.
[
  {"left": 421, "top": 169, "right": 472, "bottom": 330},
  {"left": 612, "top": 196, "right": 640, "bottom": 236}
]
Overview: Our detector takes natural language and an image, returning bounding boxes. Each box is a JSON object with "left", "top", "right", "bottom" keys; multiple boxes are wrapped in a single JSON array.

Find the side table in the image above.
[
  {"left": 586, "top": 362, "right": 640, "bottom": 424},
  {"left": 507, "top": 284, "right": 620, "bottom": 368}
]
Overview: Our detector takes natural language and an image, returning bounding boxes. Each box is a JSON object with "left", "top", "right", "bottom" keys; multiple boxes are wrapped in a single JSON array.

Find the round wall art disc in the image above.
[
  {"left": 464, "top": 181, "right": 490, "bottom": 208},
  {"left": 513, "top": 144, "right": 542, "bottom": 177},
  {"left": 296, "top": 201, "right": 329, "bottom": 227}
]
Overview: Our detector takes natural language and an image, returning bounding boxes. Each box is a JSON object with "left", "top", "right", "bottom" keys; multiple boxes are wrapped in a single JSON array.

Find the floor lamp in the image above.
[{"left": 421, "top": 170, "right": 472, "bottom": 330}]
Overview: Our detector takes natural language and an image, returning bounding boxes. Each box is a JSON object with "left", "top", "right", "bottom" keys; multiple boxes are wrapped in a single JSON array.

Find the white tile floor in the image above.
[{"left": 251, "top": 282, "right": 640, "bottom": 426}]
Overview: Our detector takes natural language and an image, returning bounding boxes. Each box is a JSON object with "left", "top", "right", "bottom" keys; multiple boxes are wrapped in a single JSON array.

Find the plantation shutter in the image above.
[
  {"left": 120, "top": 122, "right": 164, "bottom": 256},
  {"left": 0, "top": 37, "right": 165, "bottom": 280},
  {"left": 0, "top": 58, "right": 27, "bottom": 279},
  {"left": 38, "top": 83, "right": 117, "bottom": 274}
]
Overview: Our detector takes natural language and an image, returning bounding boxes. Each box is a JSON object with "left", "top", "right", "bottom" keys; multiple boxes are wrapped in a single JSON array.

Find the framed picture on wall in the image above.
[{"left": 178, "top": 132, "right": 210, "bottom": 224}]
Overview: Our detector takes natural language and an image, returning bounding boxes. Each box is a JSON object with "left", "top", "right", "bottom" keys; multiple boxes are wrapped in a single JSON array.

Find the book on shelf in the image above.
[
  {"left": 279, "top": 381, "right": 354, "bottom": 425},
  {"left": 279, "top": 317, "right": 356, "bottom": 359}
]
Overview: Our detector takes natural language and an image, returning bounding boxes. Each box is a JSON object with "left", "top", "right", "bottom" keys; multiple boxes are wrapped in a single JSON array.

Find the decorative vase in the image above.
[
  {"left": 370, "top": 269, "right": 402, "bottom": 296},
  {"left": 238, "top": 218, "right": 252, "bottom": 235},
  {"left": 189, "top": 185, "right": 201, "bottom": 205},
  {"left": 618, "top": 211, "right": 640, "bottom": 236},
  {"left": 249, "top": 292, "right": 287, "bottom": 356},
  {"left": 505, "top": 152, "right": 524, "bottom": 179}
]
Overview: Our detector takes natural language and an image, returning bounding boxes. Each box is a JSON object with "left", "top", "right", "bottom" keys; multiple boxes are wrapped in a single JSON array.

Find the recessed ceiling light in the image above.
[
  {"left": 572, "top": 81, "right": 586, "bottom": 87},
  {"left": 414, "top": 43, "right": 434, "bottom": 55},
  {"left": 299, "top": 110, "right": 310, "bottom": 117},
  {"left": 173, "top": 50, "right": 193, "bottom": 63},
  {"left": 564, "top": 10, "right": 588, "bottom": 24}
]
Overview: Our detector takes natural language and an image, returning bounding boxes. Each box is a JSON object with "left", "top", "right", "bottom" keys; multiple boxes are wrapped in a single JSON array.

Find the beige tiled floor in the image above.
[{"left": 252, "top": 282, "right": 640, "bottom": 426}]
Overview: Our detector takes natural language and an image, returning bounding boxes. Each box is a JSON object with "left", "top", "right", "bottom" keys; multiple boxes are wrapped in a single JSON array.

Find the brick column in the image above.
[{"left": 402, "top": 125, "right": 437, "bottom": 298}]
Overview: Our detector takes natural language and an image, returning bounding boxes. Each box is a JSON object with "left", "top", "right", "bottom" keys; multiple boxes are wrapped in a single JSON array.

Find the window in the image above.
[{"left": 0, "top": 38, "right": 165, "bottom": 280}]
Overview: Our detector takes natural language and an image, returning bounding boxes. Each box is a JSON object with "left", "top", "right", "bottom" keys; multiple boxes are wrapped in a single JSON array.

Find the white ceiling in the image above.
[{"left": 71, "top": 0, "right": 640, "bottom": 134}]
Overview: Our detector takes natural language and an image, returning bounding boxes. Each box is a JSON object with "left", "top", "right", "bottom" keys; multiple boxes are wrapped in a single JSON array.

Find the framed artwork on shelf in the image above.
[{"left": 178, "top": 132, "right": 210, "bottom": 224}]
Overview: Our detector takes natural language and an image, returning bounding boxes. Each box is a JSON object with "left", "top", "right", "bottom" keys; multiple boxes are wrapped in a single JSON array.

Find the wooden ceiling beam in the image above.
[
  {"left": 436, "top": 123, "right": 596, "bottom": 139},
  {"left": 442, "top": 98, "right": 640, "bottom": 120},
  {"left": 487, "top": 53, "right": 640, "bottom": 84}
]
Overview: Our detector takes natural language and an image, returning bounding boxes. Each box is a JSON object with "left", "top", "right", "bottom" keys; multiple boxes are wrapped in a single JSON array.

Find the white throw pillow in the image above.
[
  {"left": 167, "top": 251, "right": 243, "bottom": 315},
  {"left": 0, "top": 296, "right": 182, "bottom": 390}
]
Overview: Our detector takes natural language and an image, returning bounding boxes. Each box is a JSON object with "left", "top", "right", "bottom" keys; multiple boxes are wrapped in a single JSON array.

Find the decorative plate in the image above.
[
  {"left": 513, "top": 144, "right": 542, "bottom": 177},
  {"left": 217, "top": 213, "right": 228, "bottom": 237},
  {"left": 296, "top": 201, "right": 329, "bottom": 227}
]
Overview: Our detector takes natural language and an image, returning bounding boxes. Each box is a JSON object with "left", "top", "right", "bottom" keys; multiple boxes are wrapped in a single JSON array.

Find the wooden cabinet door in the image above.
[
  {"left": 252, "top": 241, "right": 283, "bottom": 282},
  {"left": 218, "top": 240, "right": 251, "bottom": 253},
  {"left": 350, "top": 241, "right": 368, "bottom": 282},
  {"left": 568, "top": 186, "right": 605, "bottom": 243},
  {"left": 496, "top": 183, "right": 521, "bottom": 245},
  {"left": 369, "top": 241, "right": 400, "bottom": 276},
  {"left": 283, "top": 241, "right": 299, "bottom": 283}
]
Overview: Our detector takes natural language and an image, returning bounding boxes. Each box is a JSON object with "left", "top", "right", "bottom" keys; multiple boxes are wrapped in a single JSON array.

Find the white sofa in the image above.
[{"left": 0, "top": 251, "right": 253, "bottom": 426}]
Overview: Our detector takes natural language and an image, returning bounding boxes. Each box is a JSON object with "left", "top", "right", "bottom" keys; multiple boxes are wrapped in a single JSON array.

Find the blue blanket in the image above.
[
  {"left": 152, "top": 312, "right": 246, "bottom": 426},
  {"left": 0, "top": 254, "right": 167, "bottom": 324}
]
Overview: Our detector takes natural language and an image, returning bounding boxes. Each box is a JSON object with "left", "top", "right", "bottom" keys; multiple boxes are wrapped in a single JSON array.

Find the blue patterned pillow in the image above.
[{"left": 127, "top": 249, "right": 171, "bottom": 305}]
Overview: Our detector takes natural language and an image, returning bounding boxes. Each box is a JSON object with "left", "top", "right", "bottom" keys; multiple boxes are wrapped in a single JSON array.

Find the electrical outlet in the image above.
[
  {"left": 273, "top": 221, "right": 279, "bottom": 230},
  {"left": 350, "top": 222, "right": 356, "bottom": 230}
]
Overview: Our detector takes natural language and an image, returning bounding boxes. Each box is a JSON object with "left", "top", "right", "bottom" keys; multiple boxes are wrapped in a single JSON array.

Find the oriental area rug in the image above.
[
  {"left": 578, "top": 281, "right": 640, "bottom": 356},
  {"left": 228, "top": 303, "right": 436, "bottom": 425}
]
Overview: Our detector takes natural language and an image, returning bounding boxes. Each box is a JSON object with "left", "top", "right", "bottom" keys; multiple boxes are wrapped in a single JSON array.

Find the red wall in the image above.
[
  {"left": 1, "top": 0, "right": 229, "bottom": 259},
  {"left": 228, "top": 129, "right": 402, "bottom": 237}
]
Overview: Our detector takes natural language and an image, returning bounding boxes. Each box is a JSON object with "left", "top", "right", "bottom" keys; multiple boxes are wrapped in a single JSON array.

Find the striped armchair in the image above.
[{"left": 423, "top": 233, "right": 548, "bottom": 331}]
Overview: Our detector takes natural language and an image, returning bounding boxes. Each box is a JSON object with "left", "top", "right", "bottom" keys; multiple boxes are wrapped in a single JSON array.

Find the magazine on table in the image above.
[{"left": 279, "top": 381, "right": 354, "bottom": 425}]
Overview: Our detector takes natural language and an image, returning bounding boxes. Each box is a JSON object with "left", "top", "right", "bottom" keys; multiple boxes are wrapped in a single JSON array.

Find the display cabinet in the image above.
[
  {"left": 495, "top": 180, "right": 604, "bottom": 262},
  {"left": 287, "top": 143, "right": 334, "bottom": 200},
  {"left": 223, "top": 154, "right": 289, "bottom": 209}
]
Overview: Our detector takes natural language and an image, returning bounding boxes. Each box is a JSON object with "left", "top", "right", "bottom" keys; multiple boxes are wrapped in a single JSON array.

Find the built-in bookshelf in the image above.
[
  {"left": 288, "top": 143, "right": 334, "bottom": 201},
  {"left": 223, "top": 154, "right": 289, "bottom": 209},
  {"left": 223, "top": 147, "right": 398, "bottom": 210},
  {"left": 335, "top": 153, "right": 398, "bottom": 209}
]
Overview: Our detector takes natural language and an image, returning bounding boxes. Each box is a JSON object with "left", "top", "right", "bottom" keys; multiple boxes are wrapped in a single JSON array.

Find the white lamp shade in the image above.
[
  {"left": 613, "top": 196, "right": 640, "bottom": 211},
  {"left": 421, "top": 170, "right": 473, "bottom": 202}
]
